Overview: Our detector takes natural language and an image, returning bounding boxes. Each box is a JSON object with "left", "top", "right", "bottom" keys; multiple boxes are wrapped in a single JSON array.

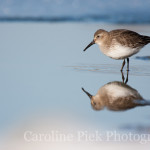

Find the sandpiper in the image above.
[
  {"left": 84, "top": 29, "right": 150, "bottom": 71},
  {"left": 82, "top": 76, "right": 150, "bottom": 111},
  {"left": 82, "top": 81, "right": 150, "bottom": 111}
]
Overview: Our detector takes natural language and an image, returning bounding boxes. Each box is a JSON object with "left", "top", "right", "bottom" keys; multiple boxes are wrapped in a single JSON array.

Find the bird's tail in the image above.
[
  {"left": 134, "top": 99, "right": 150, "bottom": 106},
  {"left": 143, "top": 36, "right": 150, "bottom": 43}
]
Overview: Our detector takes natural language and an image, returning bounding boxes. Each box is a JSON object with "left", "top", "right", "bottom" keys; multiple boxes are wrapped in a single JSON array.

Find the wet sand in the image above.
[{"left": 0, "top": 22, "right": 150, "bottom": 149}]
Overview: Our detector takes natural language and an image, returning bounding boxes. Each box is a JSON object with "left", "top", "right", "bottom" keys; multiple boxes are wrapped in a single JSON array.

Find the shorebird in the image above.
[
  {"left": 84, "top": 29, "right": 150, "bottom": 71},
  {"left": 82, "top": 74, "right": 150, "bottom": 111}
]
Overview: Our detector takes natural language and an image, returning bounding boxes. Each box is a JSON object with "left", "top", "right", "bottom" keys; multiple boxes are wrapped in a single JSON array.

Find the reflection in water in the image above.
[
  {"left": 82, "top": 72, "right": 150, "bottom": 111},
  {"left": 69, "top": 63, "right": 150, "bottom": 76},
  {"left": 136, "top": 56, "right": 150, "bottom": 60}
]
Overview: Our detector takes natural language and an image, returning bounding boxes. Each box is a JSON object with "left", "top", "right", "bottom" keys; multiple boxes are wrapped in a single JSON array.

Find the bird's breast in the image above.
[
  {"left": 103, "top": 83, "right": 141, "bottom": 104},
  {"left": 99, "top": 44, "right": 142, "bottom": 60}
]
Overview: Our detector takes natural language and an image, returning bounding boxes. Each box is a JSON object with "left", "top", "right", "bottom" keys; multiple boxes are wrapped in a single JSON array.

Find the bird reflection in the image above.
[{"left": 82, "top": 72, "right": 150, "bottom": 111}]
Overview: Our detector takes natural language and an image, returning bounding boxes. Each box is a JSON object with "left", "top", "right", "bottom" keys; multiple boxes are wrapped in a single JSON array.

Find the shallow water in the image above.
[{"left": 0, "top": 23, "right": 150, "bottom": 149}]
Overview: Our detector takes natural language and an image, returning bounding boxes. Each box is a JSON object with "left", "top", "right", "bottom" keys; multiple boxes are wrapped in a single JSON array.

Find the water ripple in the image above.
[{"left": 66, "top": 64, "right": 150, "bottom": 76}]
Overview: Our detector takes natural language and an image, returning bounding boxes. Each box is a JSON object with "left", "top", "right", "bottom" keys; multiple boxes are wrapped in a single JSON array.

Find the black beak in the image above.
[
  {"left": 83, "top": 40, "right": 95, "bottom": 52},
  {"left": 82, "top": 88, "right": 93, "bottom": 99}
]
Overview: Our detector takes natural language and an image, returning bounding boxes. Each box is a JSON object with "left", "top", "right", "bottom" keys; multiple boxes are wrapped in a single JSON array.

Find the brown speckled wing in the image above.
[{"left": 110, "top": 29, "right": 150, "bottom": 48}]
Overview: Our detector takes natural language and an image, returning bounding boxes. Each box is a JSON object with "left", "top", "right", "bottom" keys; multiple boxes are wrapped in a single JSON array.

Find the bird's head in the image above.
[
  {"left": 83, "top": 29, "right": 107, "bottom": 51},
  {"left": 82, "top": 88, "right": 104, "bottom": 111}
]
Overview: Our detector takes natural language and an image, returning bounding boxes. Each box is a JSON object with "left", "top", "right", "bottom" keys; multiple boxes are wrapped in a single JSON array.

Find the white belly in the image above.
[
  {"left": 103, "top": 44, "right": 142, "bottom": 59},
  {"left": 103, "top": 83, "right": 141, "bottom": 104}
]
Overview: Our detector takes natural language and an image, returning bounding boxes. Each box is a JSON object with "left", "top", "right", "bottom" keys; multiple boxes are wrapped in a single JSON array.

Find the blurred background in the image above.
[{"left": 0, "top": 0, "right": 150, "bottom": 24}]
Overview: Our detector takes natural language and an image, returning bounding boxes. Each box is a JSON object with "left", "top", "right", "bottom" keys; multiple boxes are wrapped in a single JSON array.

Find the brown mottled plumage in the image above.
[
  {"left": 82, "top": 81, "right": 150, "bottom": 111},
  {"left": 109, "top": 29, "right": 150, "bottom": 48},
  {"left": 84, "top": 29, "right": 150, "bottom": 71}
]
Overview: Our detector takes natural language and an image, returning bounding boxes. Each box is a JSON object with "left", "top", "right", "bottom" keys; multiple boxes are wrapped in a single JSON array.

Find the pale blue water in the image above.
[
  {"left": 0, "top": 23, "right": 150, "bottom": 138},
  {"left": 0, "top": 0, "right": 150, "bottom": 23}
]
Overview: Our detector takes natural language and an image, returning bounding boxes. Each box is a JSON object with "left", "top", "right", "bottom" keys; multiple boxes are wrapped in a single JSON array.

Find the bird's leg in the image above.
[
  {"left": 121, "top": 59, "right": 126, "bottom": 71},
  {"left": 121, "top": 69, "right": 129, "bottom": 84},
  {"left": 125, "top": 70, "right": 129, "bottom": 84},
  {"left": 127, "top": 58, "right": 129, "bottom": 71},
  {"left": 121, "top": 71, "right": 125, "bottom": 83}
]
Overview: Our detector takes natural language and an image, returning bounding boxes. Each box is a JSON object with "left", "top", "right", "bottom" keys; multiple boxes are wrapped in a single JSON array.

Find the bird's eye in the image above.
[
  {"left": 97, "top": 35, "right": 100, "bottom": 38},
  {"left": 93, "top": 102, "right": 96, "bottom": 106}
]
